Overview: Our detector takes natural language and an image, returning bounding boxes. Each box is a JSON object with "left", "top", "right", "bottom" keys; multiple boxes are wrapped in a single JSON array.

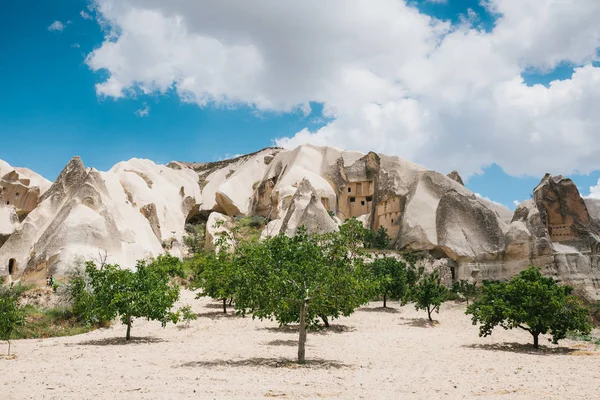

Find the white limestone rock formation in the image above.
[
  {"left": 262, "top": 178, "right": 339, "bottom": 237},
  {"left": 204, "top": 212, "right": 234, "bottom": 252},
  {"left": 109, "top": 158, "right": 203, "bottom": 252},
  {"left": 0, "top": 159, "right": 51, "bottom": 220},
  {"left": 0, "top": 157, "right": 191, "bottom": 282}
]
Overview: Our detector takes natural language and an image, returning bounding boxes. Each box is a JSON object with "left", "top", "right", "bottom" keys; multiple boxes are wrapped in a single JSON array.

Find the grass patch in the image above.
[
  {"left": 567, "top": 332, "right": 600, "bottom": 346},
  {"left": 14, "top": 305, "right": 105, "bottom": 339},
  {"left": 232, "top": 216, "right": 268, "bottom": 242}
]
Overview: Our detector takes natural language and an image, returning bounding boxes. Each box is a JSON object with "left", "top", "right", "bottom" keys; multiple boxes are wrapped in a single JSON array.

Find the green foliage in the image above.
[
  {"left": 362, "top": 225, "right": 391, "bottom": 250},
  {"left": 0, "top": 288, "right": 25, "bottom": 354},
  {"left": 466, "top": 267, "right": 592, "bottom": 348},
  {"left": 177, "top": 305, "right": 198, "bottom": 326},
  {"left": 71, "top": 258, "right": 181, "bottom": 340},
  {"left": 229, "top": 222, "right": 376, "bottom": 362},
  {"left": 452, "top": 279, "right": 479, "bottom": 305},
  {"left": 231, "top": 216, "right": 268, "bottom": 242},
  {"left": 183, "top": 222, "right": 206, "bottom": 254},
  {"left": 369, "top": 257, "right": 417, "bottom": 307},
  {"left": 188, "top": 248, "right": 237, "bottom": 313},
  {"left": 13, "top": 306, "right": 99, "bottom": 340},
  {"left": 413, "top": 270, "right": 448, "bottom": 322}
]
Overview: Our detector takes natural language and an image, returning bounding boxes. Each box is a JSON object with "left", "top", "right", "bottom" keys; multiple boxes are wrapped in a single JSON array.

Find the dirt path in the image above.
[{"left": 1, "top": 291, "right": 598, "bottom": 399}]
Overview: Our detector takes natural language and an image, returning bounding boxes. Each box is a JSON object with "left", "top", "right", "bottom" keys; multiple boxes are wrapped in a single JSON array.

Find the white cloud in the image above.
[
  {"left": 48, "top": 21, "right": 65, "bottom": 32},
  {"left": 86, "top": 0, "right": 600, "bottom": 177},
  {"left": 474, "top": 193, "right": 505, "bottom": 207},
  {"left": 135, "top": 104, "right": 150, "bottom": 117},
  {"left": 587, "top": 180, "right": 600, "bottom": 199},
  {"left": 513, "top": 200, "right": 520, "bottom": 207},
  {"left": 71, "top": 43, "right": 81, "bottom": 48},
  {"left": 81, "top": 10, "right": 92, "bottom": 20}
]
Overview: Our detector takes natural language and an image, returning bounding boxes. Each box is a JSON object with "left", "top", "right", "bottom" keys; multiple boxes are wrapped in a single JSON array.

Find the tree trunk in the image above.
[
  {"left": 427, "top": 305, "right": 433, "bottom": 322},
  {"left": 383, "top": 293, "right": 387, "bottom": 308},
  {"left": 533, "top": 332, "right": 539, "bottom": 349},
  {"left": 223, "top": 298, "right": 227, "bottom": 314},
  {"left": 320, "top": 315, "right": 330, "bottom": 327},
  {"left": 228, "top": 298, "right": 233, "bottom": 306},
  {"left": 7, "top": 340, "right": 10, "bottom": 356},
  {"left": 298, "top": 300, "right": 308, "bottom": 364},
  {"left": 126, "top": 315, "right": 132, "bottom": 341}
]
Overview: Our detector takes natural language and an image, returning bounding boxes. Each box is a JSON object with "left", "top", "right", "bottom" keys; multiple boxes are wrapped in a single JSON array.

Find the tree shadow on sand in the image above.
[
  {"left": 72, "top": 336, "right": 165, "bottom": 346},
  {"left": 195, "top": 311, "right": 241, "bottom": 320},
  {"left": 464, "top": 342, "right": 579, "bottom": 356},
  {"left": 179, "top": 357, "right": 349, "bottom": 369},
  {"left": 264, "top": 339, "right": 300, "bottom": 347},
  {"left": 261, "top": 324, "right": 356, "bottom": 335},
  {"left": 358, "top": 307, "right": 399, "bottom": 314},
  {"left": 204, "top": 302, "right": 233, "bottom": 309},
  {"left": 399, "top": 317, "right": 438, "bottom": 328}
]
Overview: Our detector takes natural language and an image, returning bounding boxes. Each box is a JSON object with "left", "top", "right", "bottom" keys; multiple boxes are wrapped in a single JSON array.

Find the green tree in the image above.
[
  {"left": 413, "top": 270, "right": 448, "bottom": 322},
  {"left": 452, "top": 279, "right": 478, "bottom": 305},
  {"left": 0, "top": 288, "right": 25, "bottom": 355},
  {"left": 189, "top": 248, "right": 238, "bottom": 313},
  {"left": 373, "top": 226, "right": 391, "bottom": 249},
  {"left": 466, "top": 266, "right": 592, "bottom": 349},
  {"left": 80, "top": 257, "right": 181, "bottom": 340},
  {"left": 233, "top": 225, "right": 374, "bottom": 363},
  {"left": 369, "top": 257, "right": 412, "bottom": 308}
]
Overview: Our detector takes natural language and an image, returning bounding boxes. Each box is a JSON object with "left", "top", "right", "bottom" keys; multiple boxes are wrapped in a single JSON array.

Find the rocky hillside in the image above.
[{"left": 1, "top": 144, "right": 599, "bottom": 300}]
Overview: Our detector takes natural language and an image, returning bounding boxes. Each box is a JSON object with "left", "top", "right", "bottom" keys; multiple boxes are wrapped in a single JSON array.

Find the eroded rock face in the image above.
[
  {"left": 533, "top": 174, "right": 598, "bottom": 245},
  {"left": 446, "top": 170, "right": 464, "bottom": 186},
  {"left": 436, "top": 190, "right": 505, "bottom": 261},
  {"left": 0, "top": 161, "right": 51, "bottom": 221},
  {"left": 262, "top": 178, "right": 338, "bottom": 237}
]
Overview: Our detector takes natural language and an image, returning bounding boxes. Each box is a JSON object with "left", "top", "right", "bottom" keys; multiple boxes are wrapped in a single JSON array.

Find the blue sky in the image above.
[{"left": 1, "top": 0, "right": 599, "bottom": 209}]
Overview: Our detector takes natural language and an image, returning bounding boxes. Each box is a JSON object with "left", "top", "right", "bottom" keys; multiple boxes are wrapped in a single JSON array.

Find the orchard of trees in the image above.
[{"left": 0, "top": 218, "right": 595, "bottom": 360}]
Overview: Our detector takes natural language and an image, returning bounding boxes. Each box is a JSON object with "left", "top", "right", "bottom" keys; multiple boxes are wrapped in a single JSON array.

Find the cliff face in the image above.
[{"left": 1, "top": 145, "right": 599, "bottom": 299}]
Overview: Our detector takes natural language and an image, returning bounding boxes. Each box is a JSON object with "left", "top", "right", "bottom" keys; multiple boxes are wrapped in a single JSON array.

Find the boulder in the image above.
[{"left": 205, "top": 212, "right": 234, "bottom": 251}]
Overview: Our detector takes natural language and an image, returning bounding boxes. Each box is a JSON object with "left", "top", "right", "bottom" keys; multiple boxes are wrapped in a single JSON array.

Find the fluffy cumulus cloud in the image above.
[
  {"left": 48, "top": 21, "right": 65, "bottom": 32},
  {"left": 86, "top": 0, "right": 600, "bottom": 178}
]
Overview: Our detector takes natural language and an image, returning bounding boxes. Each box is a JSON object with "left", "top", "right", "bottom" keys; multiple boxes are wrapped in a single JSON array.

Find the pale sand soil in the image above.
[{"left": 1, "top": 290, "right": 599, "bottom": 400}]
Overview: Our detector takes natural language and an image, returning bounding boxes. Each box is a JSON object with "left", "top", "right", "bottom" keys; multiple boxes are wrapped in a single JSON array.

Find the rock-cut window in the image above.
[{"left": 350, "top": 197, "right": 356, "bottom": 203}]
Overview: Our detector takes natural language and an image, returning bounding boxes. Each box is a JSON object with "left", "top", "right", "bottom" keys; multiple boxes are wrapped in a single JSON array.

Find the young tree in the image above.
[
  {"left": 188, "top": 248, "right": 237, "bottom": 313},
  {"left": 452, "top": 279, "right": 478, "bottom": 305},
  {"left": 413, "top": 270, "right": 448, "bottom": 322},
  {"left": 369, "top": 257, "right": 410, "bottom": 308},
  {"left": 0, "top": 288, "right": 25, "bottom": 355},
  {"left": 467, "top": 266, "right": 592, "bottom": 349},
  {"left": 373, "top": 226, "right": 391, "bottom": 249},
  {"left": 81, "top": 257, "right": 181, "bottom": 340},
  {"left": 234, "top": 226, "right": 374, "bottom": 363}
]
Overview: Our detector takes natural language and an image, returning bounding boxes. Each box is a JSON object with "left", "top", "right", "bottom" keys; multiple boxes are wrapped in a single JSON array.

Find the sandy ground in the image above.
[{"left": 1, "top": 290, "right": 599, "bottom": 400}]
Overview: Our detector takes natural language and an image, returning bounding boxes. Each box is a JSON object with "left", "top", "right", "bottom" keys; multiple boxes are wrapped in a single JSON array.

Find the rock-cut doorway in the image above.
[{"left": 8, "top": 258, "right": 16, "bottom": 277}]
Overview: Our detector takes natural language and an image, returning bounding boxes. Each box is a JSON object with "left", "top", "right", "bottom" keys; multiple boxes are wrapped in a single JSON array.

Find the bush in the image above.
[
  {"left": 451, "top": 280, "right": 479, "bottom": 305},
  {"left": 0, "top": 287, "right": 25, "bottom": 355},
  {"left": 183, "top": 223, "right": 206, "bottom": 254}
]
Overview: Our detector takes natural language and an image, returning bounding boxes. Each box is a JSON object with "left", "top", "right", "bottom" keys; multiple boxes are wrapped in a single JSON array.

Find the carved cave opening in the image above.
[{"left": 8, "top": 258, "right": 16, "bottom": 276}]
